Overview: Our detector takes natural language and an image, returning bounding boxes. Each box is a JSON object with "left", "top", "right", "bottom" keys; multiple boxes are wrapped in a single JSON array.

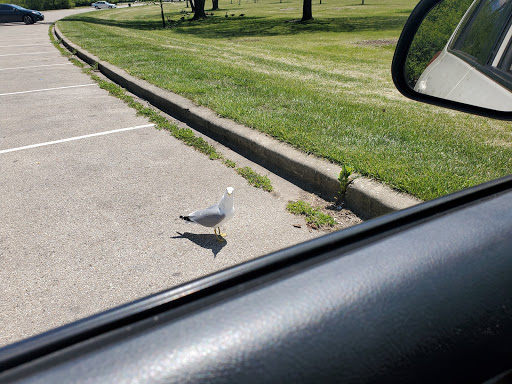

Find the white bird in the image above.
[{"left": 180, "top": 187, "right": 235, "bottom": 242}]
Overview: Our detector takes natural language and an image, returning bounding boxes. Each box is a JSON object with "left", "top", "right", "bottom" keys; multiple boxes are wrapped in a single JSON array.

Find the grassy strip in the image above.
[
  {"left": 49, "top": 27, "right": 82, "bottom": 65},
  {"left": 56, "top": 1, "right": 512, "bottom": 201},
  {"left": 49, "top": 24, "right": 273, "bottom": 192},
  {"left": 236, "top": 167, "right": 273, "bottom": 192},
  {"left": 287, "top": 201, "right": 336, "bottom": 228}
]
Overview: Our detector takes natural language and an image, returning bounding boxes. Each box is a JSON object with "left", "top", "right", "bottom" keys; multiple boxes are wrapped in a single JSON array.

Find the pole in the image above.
[{"left": 160, "top": 0, "right": 166, "bottom": 28}]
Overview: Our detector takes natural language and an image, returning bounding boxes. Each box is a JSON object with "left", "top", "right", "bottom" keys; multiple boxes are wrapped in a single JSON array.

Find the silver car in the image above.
[{"left": 91, "top": 1, "right": 117, "bottom": 9}]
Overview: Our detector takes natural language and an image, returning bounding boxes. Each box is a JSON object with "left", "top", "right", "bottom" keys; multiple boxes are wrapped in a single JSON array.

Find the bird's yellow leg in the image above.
[{"left": 214, "top": 227, "right": 226, "bottom": 242}]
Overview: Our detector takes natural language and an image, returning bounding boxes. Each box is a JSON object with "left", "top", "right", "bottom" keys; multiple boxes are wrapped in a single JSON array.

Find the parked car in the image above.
[
  {"left": 413, "top": 0, "right": 512, "bottom": 111},
  {"left": 91, "top": 1, "right": 117, "bottom": 9},
  {"left": 0, "top": 4, "right": 44, "bottom": 24},
  {"left": 0, "top": 0, "right": 511, "bottom": 382}
]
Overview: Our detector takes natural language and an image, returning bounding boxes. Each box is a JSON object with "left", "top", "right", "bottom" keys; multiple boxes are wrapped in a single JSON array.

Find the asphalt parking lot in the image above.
[{"left": 0, "top": 8, "right": 354, "bottom": 347}]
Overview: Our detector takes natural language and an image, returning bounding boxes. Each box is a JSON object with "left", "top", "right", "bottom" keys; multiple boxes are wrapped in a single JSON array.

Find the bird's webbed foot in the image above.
[{"left": 214, "top": 227, "right": 227, "bottom": 242}]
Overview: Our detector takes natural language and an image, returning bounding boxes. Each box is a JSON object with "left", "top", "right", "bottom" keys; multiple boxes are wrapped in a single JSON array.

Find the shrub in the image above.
[{"left": 405, "top": 0, "right": 474, "bottom": 85}]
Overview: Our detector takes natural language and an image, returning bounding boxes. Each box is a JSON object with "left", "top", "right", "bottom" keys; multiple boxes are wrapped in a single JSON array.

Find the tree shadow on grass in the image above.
[
  {"left": 61, "top": 14, "right": 408, "bottom": 39},
  {"left": 62, "top": 15, "right": 162, "bottom": 30},
  {"left": 181, "top": 15, "right": 409, "bottom": 39}
]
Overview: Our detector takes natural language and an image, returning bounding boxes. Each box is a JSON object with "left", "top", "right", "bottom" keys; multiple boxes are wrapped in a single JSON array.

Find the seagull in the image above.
[{"left": 180, "top": 187, "right": 235, "bottom": 242}]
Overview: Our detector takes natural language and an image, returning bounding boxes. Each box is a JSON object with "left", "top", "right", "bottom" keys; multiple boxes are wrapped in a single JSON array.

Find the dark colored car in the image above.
[{"left": 0, "top": 4, "right": 44, "bottom": 24}]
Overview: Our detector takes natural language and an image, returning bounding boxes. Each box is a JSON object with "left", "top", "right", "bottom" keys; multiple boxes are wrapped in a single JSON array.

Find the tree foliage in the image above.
[
  {"left": 7, "top": 0, "right": 118, "bottom": 10},
  {"left": 454, "top": 0, "right": 512, "bottom": 65},
  {"left": 405, "top": 0, "right": 474, "bottom": 85},
  {"left": 8, "top": 0, "right": 74, "bottom": 9}
]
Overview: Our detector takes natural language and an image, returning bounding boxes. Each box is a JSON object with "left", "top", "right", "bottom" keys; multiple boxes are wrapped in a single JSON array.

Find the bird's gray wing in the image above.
[{"left": 188, "top": 204, "right": 226, "bottom": 227}]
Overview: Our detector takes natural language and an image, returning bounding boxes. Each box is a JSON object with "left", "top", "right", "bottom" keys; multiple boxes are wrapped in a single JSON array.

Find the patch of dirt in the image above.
[
  {"left": 356, "top": 39, "right": 398, "bottom": 46},
  {"left": 295, "top": 192, "right": 363, "bottom": 232}
]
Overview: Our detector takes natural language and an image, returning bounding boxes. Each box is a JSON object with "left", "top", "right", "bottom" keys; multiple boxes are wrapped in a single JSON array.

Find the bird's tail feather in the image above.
[{"left": 180, "top": 215, "right": 193, "bottom": 222}]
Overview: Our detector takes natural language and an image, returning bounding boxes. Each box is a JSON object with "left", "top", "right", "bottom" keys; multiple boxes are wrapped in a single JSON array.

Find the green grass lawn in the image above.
[{"left": 57, "top": 0, "right": 512, "bottom": 201}]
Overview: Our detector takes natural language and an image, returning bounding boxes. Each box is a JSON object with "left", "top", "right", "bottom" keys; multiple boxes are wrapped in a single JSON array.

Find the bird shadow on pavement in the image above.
[{"left": 172, "top": 232, "right": 227, "bottom": 258}]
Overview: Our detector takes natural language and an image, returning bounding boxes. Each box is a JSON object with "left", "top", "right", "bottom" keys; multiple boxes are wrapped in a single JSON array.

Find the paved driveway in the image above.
[{"left": 0, "top": 8, "right": 327, "bottom": 347}]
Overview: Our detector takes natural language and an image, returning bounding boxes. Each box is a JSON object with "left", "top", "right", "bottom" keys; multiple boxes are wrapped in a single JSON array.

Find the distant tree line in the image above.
[{"left": 7, "top": 0, "right": 119, "bottom": 10}]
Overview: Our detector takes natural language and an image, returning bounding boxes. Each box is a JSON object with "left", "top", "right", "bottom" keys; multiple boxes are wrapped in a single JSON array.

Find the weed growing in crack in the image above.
[
  {"left": 338, "top": 164, "right": 354, "bottom": 199},
  {"left": 236, "top": 167, "right": 273, "bottom": 192},
  {"left": 287, "top": 200, "right": 335, "bottom": 229},
  {"left": 223, "top": 159, "right": 237, "bottom": 168}
]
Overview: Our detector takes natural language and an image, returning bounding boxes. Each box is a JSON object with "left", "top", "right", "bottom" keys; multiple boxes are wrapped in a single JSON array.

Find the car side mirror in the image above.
[{"left": 392, "top": 0, "right": 512, "bottom": 120}]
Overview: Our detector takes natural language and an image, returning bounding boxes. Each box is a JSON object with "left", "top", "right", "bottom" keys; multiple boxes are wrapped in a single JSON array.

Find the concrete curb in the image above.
[{"left": 54, "top": 25, "right": 422, "bottom": 220}]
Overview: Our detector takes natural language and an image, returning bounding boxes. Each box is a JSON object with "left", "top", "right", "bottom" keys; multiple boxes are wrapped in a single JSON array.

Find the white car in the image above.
[
  {"left": 414, "top": 0, "right": 512, "bottom": 111},
  {"left": 91, "top": 1, "right": 117, "bottom": 9}
]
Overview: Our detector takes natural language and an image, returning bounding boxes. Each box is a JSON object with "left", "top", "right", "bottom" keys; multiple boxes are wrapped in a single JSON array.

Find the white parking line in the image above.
[
  {"left": 0, "top": 37, "right": 47, "bottom": 42},
  {"left": 0, "top": 63, "right": 73, "bottom": 71},
  {"left": 0, "top": 125, "right": 156, "bottom": 154},
  {"left": 0, "top": 44, "right": 52, "bottom": 48},
  {"left": 0, "top": 84, "right": 96, "bottom": 97},
  {"left": 0, "top": 52, "right": 51, "bottom": 57}
]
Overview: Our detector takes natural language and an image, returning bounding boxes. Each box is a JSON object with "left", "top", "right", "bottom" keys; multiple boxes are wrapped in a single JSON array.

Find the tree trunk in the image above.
[
  {"left": 212, "top": 0, "right": 219, "bottom": 10},
  {"left": 192, "top": 0, "right": 206, "bottom": 19},
  {"left": 159, "top": 0, "right": 166, "bottom": 28},
  {"left": 301, "top": 0, "right": 313, "bottom": 21}
]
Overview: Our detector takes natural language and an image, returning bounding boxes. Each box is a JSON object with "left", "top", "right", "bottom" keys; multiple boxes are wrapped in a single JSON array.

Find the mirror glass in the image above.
[{"left": 405, "top": 0, "right": 512, "bottom": 111}]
